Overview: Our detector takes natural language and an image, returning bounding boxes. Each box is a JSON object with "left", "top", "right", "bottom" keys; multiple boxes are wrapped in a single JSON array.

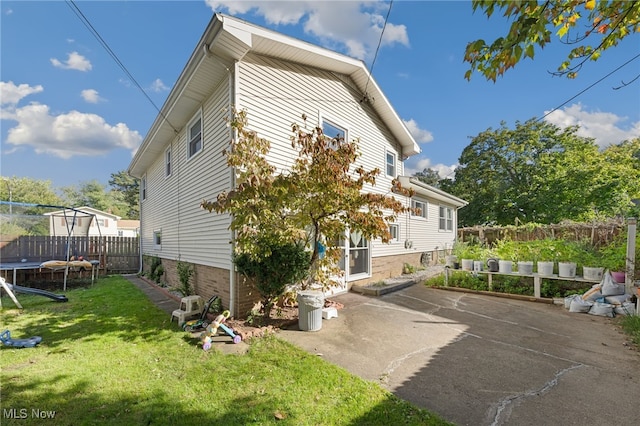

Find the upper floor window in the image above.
[
  {"left": 322, "top": 119, "right": 346, "bottom": 150},
  {"left": 187, "top": 112, "right": 202, "bottom": 159},
  {"left": 165, "top": 146, "right": 172, "bottom": 177},
  {"left": 141, "top": 175, "right": 147, "bottom": 201},
  {"left": 386, "top": 151, "right": 396, "bottom": 177},
  {"left": 412, "top": 200, "right": 427, "bottom": 219},
  {"left": 439, "top": 206, "right": 453, "bottom": 231}
]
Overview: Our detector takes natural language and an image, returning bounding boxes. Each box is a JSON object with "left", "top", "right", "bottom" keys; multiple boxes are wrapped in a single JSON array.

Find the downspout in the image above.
[
  {"left": 135, "top": 173, "right": 143, "bottom": 275},
  {"left": 228, "top": 61, "right": 237, "bottom": 316}
]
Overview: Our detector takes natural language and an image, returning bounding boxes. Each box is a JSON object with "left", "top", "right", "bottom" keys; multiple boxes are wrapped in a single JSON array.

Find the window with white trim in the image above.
[
  {"left": 439, "top": 206, "right": 454, "bottom": 231},
  {"left": 187, "top": 112, "right": 203, "bottom": 159},
  {"left": 153, "top": 229, "right": 162, "bottom": 249},
  {"left": 389, "top": 224, "right": 399, "bottom": 242},
  {"left": 321, "top": 119, "right": 346, "bottom": 150},
  {"left": 412, "top": 200, "right": 427, "bottom": 219},
  {"left": 165, "top": 146, "right": 172, "bottom": 177},
  {"left": 141, "top": 175, "right": 147, "bottom": 201},
  {"left": 386, "top": 151, "right": 396, "bottom": 177}
]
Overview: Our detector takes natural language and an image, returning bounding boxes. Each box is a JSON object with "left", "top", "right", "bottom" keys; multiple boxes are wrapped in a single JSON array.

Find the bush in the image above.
[
  {"left": 176, "top": 260, "right": 194, "bottom": 296},
  {"left": 234, "top": 239, "right": 311, "bottom": 319}
]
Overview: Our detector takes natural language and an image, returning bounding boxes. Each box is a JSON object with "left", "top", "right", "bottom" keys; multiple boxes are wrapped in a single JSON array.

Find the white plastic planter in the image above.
[
  {"left": 582, "top": 267, "right": 604, "bottom": 281},
  {"left": 558, "top": 262, "right": 577, "bottom": 278},
  {"left": 498, "top": 260, "right": 513, "bottom": 273},
  {"left": 537, "top": 261, "right": 554, "bottom": 276},
  {"left": 461, "top": 259, "right": 474, "bottom": 271},
  {"left": 473, "top": 261, "right": 483, "bottom": 272},
  {"left": 517, "top": 261, "right": 533, "bottom": 275}
]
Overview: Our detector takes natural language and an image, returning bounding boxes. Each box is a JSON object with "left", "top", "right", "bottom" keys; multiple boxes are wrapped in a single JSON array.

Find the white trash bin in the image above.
[{"left": 297, "top": 290, "right": 324, "bottom": 331}]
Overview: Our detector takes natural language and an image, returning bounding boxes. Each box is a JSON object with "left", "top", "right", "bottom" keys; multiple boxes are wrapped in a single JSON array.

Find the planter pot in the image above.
[
  {"left": 445, "top": 255, "right": 457, "bottom": 268},
  {"left": 498, "top": 260, "right": 513, "bottom": 274},
  {"left": 461, "top": 259, "right": 474, "bottom": 271},
  {"left": 473, "top": 261, "right": 483, "bottom": 272},
  {"left": 583, "top": 267, "right": 604, "bottom": 281},
  {"left": 537, "top": 261, "right": 554, "bottom": 276},
  {"left": 610, "top": 271, "right": 625, "bottom": 283},
  {"left": 487, "top": 258, "right": 499, "bottom": 272},
  {"left": 517, "top": 261, "right": 533, "bottom": 275},
  {"left": 558, "top": 262, "right": 576, "bottom": 278}
]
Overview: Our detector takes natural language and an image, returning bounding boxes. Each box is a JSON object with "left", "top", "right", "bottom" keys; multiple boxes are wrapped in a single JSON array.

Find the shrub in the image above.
[
  {"left": 176, "top": 260, "right": 194, "bottom": 296},
  {"left": 234, "top": 238, "right": 311, "bottom": 319}
]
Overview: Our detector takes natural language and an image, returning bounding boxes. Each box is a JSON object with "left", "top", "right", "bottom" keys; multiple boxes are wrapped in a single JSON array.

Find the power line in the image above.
[
  {"left": 538, "top": 52, "right": 640, "bottom": 122},
  {"left": 363, "top": 0, "right": 393, "bottom": 100},
  {"left": 65, "top": 0, "right": 178, "bottom": 133}
]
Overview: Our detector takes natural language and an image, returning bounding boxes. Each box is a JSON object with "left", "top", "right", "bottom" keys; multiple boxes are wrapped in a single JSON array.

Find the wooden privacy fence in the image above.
[
  {"left": 0, "top": 235, "right": 140, "bottom": 275},
  {"left": 458, "top": 220, "right": 626, "bottom": 249}
]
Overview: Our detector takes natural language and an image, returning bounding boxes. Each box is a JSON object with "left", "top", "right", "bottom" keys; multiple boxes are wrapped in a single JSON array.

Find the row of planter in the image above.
[{"left": 447, "top": 255, "right": 623, "bottom": 282}]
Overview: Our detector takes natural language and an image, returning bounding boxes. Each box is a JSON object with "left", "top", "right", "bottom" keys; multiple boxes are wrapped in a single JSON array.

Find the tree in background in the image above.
[
  {"left": 448, "top": 120, "right": 640, "bottom": 226},
  {"left": 464, "top": 0, "right": 640, "bottom": 81},
  {"left": 109, "top": 170, "right": 139, "bottom": 219},
  {"left": 62, "top": 178, "right": 136, "bottom": 219},
  {"left": 412, "top": 167, "right": 442, "bottom": 187},
  {"left": 202, "top": 110, "right": 413, "bottom": 296},
  {"left": 0, "top": 176, "right": 63, "bottom": 235},
  {"left": 0, "top": 176, "right": 62, "bottom": 206}
]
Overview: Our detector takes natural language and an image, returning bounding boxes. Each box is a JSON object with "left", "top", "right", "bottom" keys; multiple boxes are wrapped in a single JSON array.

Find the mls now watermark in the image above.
[{"left": 4, "top": 408, "right": 57, "bottom": 419}]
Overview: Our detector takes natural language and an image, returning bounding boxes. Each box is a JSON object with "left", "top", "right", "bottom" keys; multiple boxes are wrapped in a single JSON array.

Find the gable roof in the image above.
[
  {"left": 44, "top": 206, "right": 121, "bottom": 220},
  {"left": 398, "top": 176, "right": 468, "bottom": 208},
  {"left": 129, "top": 13, "right": 420, "bottom": 177}
]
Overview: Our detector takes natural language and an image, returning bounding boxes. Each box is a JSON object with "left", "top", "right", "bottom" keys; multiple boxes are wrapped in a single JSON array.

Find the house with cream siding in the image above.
[
  {"left": 46, "top": 206, "right": 119, "bottom": 237},
  {"left": 128, "top": 13, "right": 466, "bottom": 316}
]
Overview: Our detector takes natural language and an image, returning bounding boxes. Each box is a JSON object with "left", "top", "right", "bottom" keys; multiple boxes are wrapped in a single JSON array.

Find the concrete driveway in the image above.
[{"left": 277, "top": 285, "right": 639, "bottom": 426}]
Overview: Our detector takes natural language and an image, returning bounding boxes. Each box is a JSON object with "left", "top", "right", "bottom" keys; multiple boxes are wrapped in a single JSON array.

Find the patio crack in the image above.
[{"left": 490, "top": 364, "right": 585, "bottom": 426}]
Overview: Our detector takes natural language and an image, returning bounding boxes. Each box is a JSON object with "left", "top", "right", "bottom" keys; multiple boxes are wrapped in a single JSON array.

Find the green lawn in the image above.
[{"left": 1, "top": 276, "right": 450, "bottom": 425}]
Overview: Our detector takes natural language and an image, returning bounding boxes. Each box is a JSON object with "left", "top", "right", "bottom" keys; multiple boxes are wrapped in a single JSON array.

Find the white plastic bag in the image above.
[
  {"left": 564, "top": 294, "right": 581, "bottom": 309},
  {"left": 604, "top": 294, "right": 630, "bottom": 305},
  {"left": 614, "top": 302, "right": 636, "bottom": 316},
  {"left": 601, "top": 271, "right": 625, "bottom": 296},
  {"left": 588, "top": 302, "right": 614, "bottom": 317},
  {"left": 570, "top": 297, "right": 593, "bottom": 313}
]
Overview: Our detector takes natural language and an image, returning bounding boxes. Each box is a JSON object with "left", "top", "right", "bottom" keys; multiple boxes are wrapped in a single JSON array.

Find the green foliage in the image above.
[
  {"left": 144, "top": 255, "right": 164, "bottom": 284},
  {"left": 452, "top": 240, "right": 486, "bottom": 260},
  {"left": 449, "top": 121, "right": 639, "bottom": 226},
  {"left": 234, "top": 238, "right": 311, "bottom": 319},
  {"left": 619, "top": 315, "right": 640, "bottom": 347},
  {"left": 412, "top": 167, "right": 442, "bottom": 187},
  {"left": 403, "top": 263, "right": 417, "bottom": 274},
  {"left": 176, "top": 260, "right": 194, "bottom": 296},
  {"left": 465, "top": 0, "right": 640, "bottom": 80},
  {"left": 0, "top": 176, "right": 62, "bottom": 206},
  {"left": 109, "top": 170, "right": 140, "bottom": 219}
]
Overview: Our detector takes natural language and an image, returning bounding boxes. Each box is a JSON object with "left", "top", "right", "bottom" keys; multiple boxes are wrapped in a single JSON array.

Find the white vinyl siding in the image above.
[{"left": 140, "top": 79, "right": 232, "bottom": 268}]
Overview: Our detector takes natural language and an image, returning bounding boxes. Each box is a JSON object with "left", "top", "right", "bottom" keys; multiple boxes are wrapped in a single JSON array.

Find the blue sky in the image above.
[{"left": 1, "top": 1, "right": 639, "bottom": 191}]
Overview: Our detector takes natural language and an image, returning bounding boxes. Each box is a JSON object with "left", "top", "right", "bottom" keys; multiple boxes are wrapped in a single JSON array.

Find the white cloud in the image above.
[
  {"left": 0, "top": 81, "right": 43, "bottom": 106},
  {"left": 50, "top": 51, "right": 92, "bottom": 71},
  {"left": 544, "top": 103, "right": 640, "bottom": 147},
  {"left": 149, "top": 78, "right": 169, "bottom": 92},
  {"left": 81, "top": 89, "right": 102, "bottom": 104},
  {"left": 205, "top": 1, "right": 409, "bottom": 60},
  {"left": 403, "top": 118, "right": 433, "bottom": 144},
  {"left": 2, "top": 81, "right": 141, "bottom": 159},
  {"left": 404, "top": 156, "right": 457, "bottom": 180}
]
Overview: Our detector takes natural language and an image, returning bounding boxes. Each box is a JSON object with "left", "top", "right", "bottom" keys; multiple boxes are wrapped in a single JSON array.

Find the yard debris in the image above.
[{"left": 564, "top": 271, "right": 637, "bottom": 317}]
